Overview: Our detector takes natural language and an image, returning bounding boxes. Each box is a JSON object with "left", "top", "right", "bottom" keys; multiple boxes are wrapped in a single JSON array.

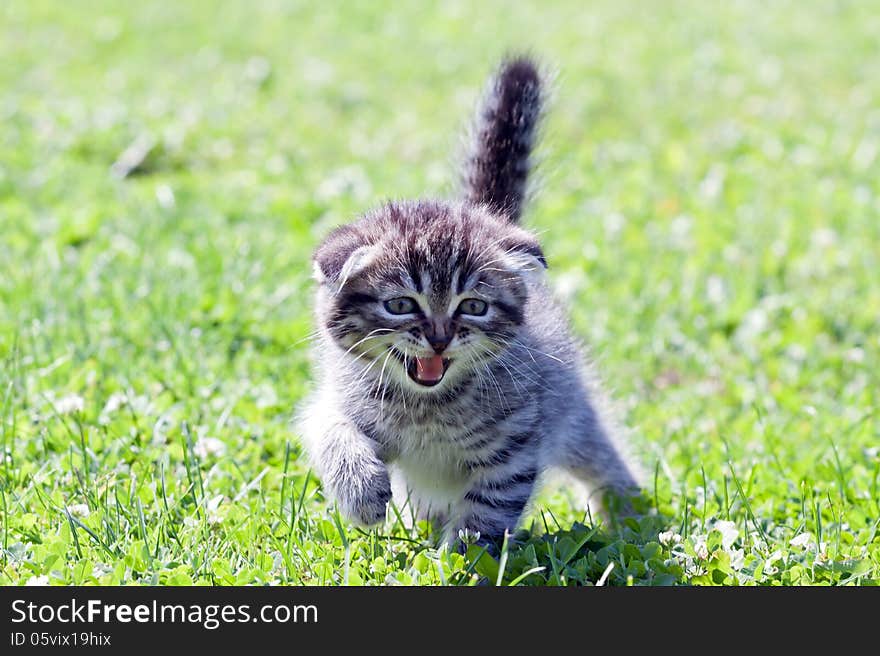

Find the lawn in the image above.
[{"left": 1, "top": 0, "right": 878, "bottom": 586}]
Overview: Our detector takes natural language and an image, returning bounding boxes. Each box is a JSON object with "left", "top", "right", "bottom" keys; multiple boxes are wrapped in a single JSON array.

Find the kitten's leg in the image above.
[
  {"left": 299, "top": 400, "right": 391, "bottom": 527},
  {"left": 446, "top": 465, "right": 539, "bottom": 552},
  {"left": 558, "top": 407, "right": 641, "bottom": 522}
]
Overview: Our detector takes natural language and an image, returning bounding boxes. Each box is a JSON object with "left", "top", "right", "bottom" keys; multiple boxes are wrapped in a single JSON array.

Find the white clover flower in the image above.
[
  {"left": 98, "top": 393, "right": 128, "bottom": 425},
  {"left": 55, "top": 394, "right": 84, "bottom": 415},
  {"left": 25, "top": 574, "right": 50, "bottom": 586},
  {"left": 102, "top": 392, "right": 128, "bottom": 415},
  {"left": 789, "top": 532, "right": 814, "bottom": 548},
  {"left": 714, "top": 520, "right": 739, "bottom": 550},
  {"left": 66, "top": 503, "right": 90, "bottom": 518},
  {"left": 729, "top": 549, "right": 745, "bottom": 571},
  {"left": 659, "top": 530, "right": 682, "bottom": 546},
  {"left": 457, "top": 528, "right": 481, "bottom": 545},
  {"left": 194, "top": 436, "right": 226, "bottom": 458}
]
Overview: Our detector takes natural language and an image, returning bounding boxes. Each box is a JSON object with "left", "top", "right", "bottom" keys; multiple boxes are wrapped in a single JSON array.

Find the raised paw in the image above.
[{"left": 310, "top": 422, "right": 393, "bottom": 528}]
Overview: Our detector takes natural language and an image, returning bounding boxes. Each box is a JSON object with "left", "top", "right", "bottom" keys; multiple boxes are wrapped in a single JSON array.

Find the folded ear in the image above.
[
  {"left": 499, "top": 229, "right": 547, "bottom": 273},
  {"left": 313, "top": 225, "right": 378, "bottom": 286}
]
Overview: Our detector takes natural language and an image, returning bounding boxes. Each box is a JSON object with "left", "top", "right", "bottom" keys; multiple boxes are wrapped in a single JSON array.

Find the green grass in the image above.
[{"left": 2, "top": 0, "right": 879, "bottom": 586}]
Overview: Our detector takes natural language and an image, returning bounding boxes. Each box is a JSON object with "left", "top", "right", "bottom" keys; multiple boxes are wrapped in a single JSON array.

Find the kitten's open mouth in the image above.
[{"left": 407, "top": 355, "right": 451, "bottom": 387}]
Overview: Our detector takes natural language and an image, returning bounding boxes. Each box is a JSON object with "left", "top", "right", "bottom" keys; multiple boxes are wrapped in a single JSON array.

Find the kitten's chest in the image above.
[
  {"left": 379, "top": 408, "right": 472, "bottom": 501},
  {"left": 367, "top": 383, "right": 533, "bottom": 459},
  {"left": 375, "top": 405, "right": 470, "bottom": 457}
]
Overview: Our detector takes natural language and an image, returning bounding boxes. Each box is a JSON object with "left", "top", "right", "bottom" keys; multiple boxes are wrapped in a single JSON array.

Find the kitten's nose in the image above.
[{"left": 427, "top": 333, "right": 451, "bottom": 354}]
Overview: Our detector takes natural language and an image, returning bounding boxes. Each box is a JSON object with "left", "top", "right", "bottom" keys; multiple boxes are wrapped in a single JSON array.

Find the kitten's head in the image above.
[{"left": 312, "top": 200, "right": 546, "bottom": 393}]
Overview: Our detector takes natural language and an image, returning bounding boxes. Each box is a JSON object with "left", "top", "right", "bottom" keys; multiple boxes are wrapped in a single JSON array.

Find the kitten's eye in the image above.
[
  {"left": 383, "top": 297, "right": 418, "bottom": 315},
  {"left": 457, "top": 298, "right": 488, "bottom": 316}
]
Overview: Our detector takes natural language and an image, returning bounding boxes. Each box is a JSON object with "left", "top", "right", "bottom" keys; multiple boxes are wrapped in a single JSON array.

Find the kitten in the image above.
[{"left": 299, "top": 56, "right": 641, "bottom": 551}]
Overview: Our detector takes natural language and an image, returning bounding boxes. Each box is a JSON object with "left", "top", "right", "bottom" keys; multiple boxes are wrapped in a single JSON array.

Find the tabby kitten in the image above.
[{"left": 300, "top": 56, "right": 641, "bottom": 550}]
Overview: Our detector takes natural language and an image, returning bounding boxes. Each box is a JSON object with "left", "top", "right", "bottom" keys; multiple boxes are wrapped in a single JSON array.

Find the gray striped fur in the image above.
[{"left": 299, "top": 57, "right": 641, "bottom": 551}]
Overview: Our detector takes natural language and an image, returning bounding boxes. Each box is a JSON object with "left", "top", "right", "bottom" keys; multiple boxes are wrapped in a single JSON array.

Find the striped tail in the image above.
[{"left": 462, "top": 56, "right": 544, "bottom": 223}]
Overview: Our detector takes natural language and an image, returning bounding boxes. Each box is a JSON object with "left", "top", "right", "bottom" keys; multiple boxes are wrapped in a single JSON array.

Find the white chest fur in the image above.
[{"left": 387, "top": 429, "right": 471, "bottom": 521}]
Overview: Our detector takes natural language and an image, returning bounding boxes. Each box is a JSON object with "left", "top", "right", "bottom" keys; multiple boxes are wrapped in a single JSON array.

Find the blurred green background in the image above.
[{"left": 1, "top": 1, "right": 878, "bottom": 585}]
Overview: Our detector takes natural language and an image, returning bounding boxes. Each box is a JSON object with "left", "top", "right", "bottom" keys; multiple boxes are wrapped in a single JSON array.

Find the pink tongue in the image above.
[{"left": 415, "top": 355, "right": 445, "bottom": 382}]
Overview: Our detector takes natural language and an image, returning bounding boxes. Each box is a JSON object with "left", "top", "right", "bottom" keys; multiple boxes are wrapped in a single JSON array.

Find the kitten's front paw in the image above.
[
  {"left": 313, "top": 426, "right": 393, "bottom": 528},
  {"left": 334, "top": 468, "right": 392, "bottom": 527}
]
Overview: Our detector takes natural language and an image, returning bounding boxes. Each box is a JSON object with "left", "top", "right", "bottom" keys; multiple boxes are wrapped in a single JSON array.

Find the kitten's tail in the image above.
[{"left": 462, "top": 55, "right": 544, "bottom": 224}]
